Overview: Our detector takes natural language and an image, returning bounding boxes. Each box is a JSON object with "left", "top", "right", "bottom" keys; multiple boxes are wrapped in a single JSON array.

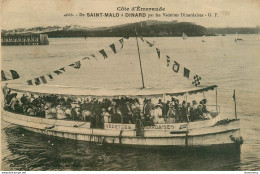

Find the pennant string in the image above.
[
  {"left": 24, "top": 38, "right": 128, "bottom": 85},
  {"left": 140, "top": 36, "right": 202, "bottom": 86}
]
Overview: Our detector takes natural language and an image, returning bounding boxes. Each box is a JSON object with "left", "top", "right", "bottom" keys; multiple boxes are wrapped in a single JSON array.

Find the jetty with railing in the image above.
[{"left": 1, "top": 33, "right": 49, "bottom": 46}]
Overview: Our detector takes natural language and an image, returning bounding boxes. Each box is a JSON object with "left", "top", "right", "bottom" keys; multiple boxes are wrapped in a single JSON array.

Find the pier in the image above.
[{"left": 1, "top": 33, "right": 49, "bottom": 46}]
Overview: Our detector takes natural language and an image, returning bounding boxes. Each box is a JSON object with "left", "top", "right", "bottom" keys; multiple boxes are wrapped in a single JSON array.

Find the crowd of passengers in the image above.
[{"left": 3, "top": 87, "right": 212, "bottom": 128}]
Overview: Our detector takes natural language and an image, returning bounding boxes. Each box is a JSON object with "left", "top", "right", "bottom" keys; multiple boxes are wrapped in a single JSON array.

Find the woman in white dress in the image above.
[{"left": 56, "top": 105, "right": 66, "bottom": 119}]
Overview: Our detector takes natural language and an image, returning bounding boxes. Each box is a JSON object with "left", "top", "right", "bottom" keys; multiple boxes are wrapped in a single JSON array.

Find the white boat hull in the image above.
[{"left": 2, "top": 110, "right": 242, "bottom": 148}]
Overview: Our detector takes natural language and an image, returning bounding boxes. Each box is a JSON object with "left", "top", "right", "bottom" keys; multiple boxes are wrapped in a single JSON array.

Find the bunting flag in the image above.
[
  {"left": 27, "top": 80, "right": 33, "bottom": 85},
  {"left": 146, "top": 40, "right": 153, "bottom": 47},
  {"left": 25, "top": 37, "right": 128, "bottom": 85},
  {"left": 74, "top": 61, "right": 81, "bottom": 69},
  {"left": 59, "top": 67, "right": 66, "bottom": 72},
  {"left": 10, "top": 70, "right": 20, "bottom": 80},
  {"left": 35, "top": 78, "right": 41, "bottom": 85},
  {"left": 40, "top": 76, "right": 47, "bottom": 84},
  {"left": 48, "top": 74, "right": 53, "bottom": 80},
  {"left": 119, "top": 38, "right": 124, "bottom": 48},
  {"left": 139, "top": 35, "right": 203, "bottom": 87},
  {"left": 166, "top": 55, "right": 170, "bottom": 67},
  {"left": 69, "top": 61, "right": 81, "bottom": 69},
  {"left": 1, "top": 70, "right": 8, "bottom": 81},
  {"left": 109, "top": 44, "right": 117, "bottom": 53},
  {"left": 192, "top": 75, "right": 201, "bottom": 86},
  {"left": 99, "top": 49, "right": 108, "bottom": 59},
  {"left": 54, "top": 70, "right": 62, "bottom": 75},
  {"left": 184, "top": 67, "right": 190, "bottom": 78},
  {"left": 172, "top": 61, "right": 180, "bottom": 73},
  {"left": 82, "top": 57, "right": 90, "bottom": 60},
  {"left": 140, "top": 36, "right": 144, "bottom": 42},
  {"left": 156, "top": 48, "right": 160, "bottom": 59},
  {"left": 1, "top": 70, "right": 20, "bottom": 81}
]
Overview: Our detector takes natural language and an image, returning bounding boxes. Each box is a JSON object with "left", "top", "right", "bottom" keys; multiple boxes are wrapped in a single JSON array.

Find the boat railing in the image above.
[{"left": 207, "top": 105, "right": 220, "bottom": 117}]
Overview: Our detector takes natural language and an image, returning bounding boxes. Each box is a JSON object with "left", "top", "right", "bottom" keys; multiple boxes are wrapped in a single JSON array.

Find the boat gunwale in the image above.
[
  {"left": 2, "top": 111, "right": 240, "bottom": 139},
  {"left": 18, "top": 123, "right": 240, "bottom": 139}
]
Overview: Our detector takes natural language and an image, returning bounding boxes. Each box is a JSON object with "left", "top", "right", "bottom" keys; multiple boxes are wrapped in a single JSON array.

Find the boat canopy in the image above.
[{"left": 6, "top": 83, "right": 217, "bottom": 98}]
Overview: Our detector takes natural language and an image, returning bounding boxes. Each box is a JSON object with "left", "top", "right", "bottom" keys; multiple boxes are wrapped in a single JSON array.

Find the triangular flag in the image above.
[
  {"left": 156, "top": 48, "right": 160, "bottom": 59},
  {"left": 109, "top": 44, "right": 116, "bottom": 53},
  {"left": 172, "top": 61, "right": 180, "bottom": 73},
  {"left": 82, "top": 57, "right": 90, "bottom": 60},
  {"left": 54, "top": 70, "right": 62, "bottom": 75},
  {"left": 74, "top": 61, "right": 81, "bottom": 69},
  {"left": 119, "top": 38, "right": 124, "bottom": 48},
  {"left": 27, "top": 80, "right": 33, "bottom": 85},
  {"left": 146, "top": 40, "right": 153, "bottom": 47},
  {"left": 59, "top": 67, "right": 66, "bottom": 72},
  {"left": 40, "top": 76, "right": 47, "bottom": 84},
  {"left": 48, "top": 74, "right": 53, "bottom": 80},
  {"left": 184, "top": 67, "right": 190, "bottom": 78},
  {"left": 34, "top": 78, "right": 41, "bottom": 85},
  {"left": 10, "top": 70, "right": 20, "bottom": 79},
  {"left": 99, "top": 49, "right": 108, "bottom": 59},
  {"left": 1, "top": 70, "right": 8, "bottom": 81},
  {"left": 166, "top": 55, "right": 170, "bottom": 67}
]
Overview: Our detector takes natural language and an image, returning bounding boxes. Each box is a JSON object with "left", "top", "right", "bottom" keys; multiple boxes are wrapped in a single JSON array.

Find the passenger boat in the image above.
[
  {"left": 2, "top": 85, "right": 242, "bottom": 149},
  {"left": 1, "top": 29, "right": 243, "bottom": 150}
]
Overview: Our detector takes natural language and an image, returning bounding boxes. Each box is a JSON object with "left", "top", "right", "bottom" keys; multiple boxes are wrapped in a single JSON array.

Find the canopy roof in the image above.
[{"left": 7, "top": 83, "right": 217, "bottom": 98}]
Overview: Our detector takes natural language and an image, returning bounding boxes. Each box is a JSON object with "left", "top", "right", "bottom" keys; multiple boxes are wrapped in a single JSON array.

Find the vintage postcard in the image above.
[{"left": 1, "top": 0, "right": 260, "bottom": 172}]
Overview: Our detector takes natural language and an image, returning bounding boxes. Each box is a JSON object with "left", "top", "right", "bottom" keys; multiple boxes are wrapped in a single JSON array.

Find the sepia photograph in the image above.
[{"left": 1, "top": 0, "right": 260, "bottom": 172}]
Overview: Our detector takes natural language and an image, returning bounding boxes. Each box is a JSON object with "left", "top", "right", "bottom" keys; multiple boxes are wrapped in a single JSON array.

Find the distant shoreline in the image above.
[{"left": 2, "top": 20, "right": 259, "bottom": 38}]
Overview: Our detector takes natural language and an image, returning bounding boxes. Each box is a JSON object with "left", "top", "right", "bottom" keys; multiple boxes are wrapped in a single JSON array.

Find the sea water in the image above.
[{"left": 1, "top": 35, "right": 260, "bottom": 170}]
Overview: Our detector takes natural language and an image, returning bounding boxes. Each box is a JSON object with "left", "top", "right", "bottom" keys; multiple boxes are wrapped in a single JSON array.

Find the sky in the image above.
[{"left": 1, "top": 0, "right": 260, "bottom": 30}]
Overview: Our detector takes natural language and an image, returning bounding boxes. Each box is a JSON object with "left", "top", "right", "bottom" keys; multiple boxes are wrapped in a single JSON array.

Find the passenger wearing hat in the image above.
[
  {"left": 151, "top": 104, "right": 163, "bottom": 124},
  {"left": 162, "top": 100, "right": 170, "bottom": 119},
  {"left": 100, "top": 108, "right": 106, "bottom": 129},
  {"left": 57, "top": 105, "right": 66, "bottom": 119},
  {"left": 197, "top": 101, "right": 204, "bottom": 119},
  {"left": 180, "top": 101, "right": 188, "bottom": 122},
  {"left": 27, "top": 106, "right": 35, "bottom": 116},
  {"left": 201, "top": 99, "right": 209, "bottom": 113},
  {"left": 166, "top": 102, "right": 176, "bottom": 123},
  {"left": 82, "top": 110, "right": 91, "bottom": 122},
  {"left": 71, "top": 105, "right": 80, "bottom": 121},
  {"left": 190, "top": 100, "right": 198, "bottom": 122},
  {"left": 45, "top": 103, "right": 53, "bottom": 119},
  {"left": 8, "top": 93, "right": 18, "bottom": 111},
  {"left": 51, "top": 105, "right": 57, "bottom": 118},
  {"left": 201, "top": 99, "right": 212, "bottom": 120},
  {"left": 186, "top": 102, "right": 191, "bottom": 122},
  {"left": 103, "top": 110, "right": 110, "bottom": 123}
]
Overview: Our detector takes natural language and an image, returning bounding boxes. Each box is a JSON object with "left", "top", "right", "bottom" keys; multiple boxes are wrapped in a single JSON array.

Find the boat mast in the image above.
[
  {"left": 216, "top": 88, "right": 218, "bottom": 113},
  {"left": 134, "top": 26, "right": 145, "bottom": 88},
  {"left": 233, "top": 89, "right": 237, "bottom": 119}
]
